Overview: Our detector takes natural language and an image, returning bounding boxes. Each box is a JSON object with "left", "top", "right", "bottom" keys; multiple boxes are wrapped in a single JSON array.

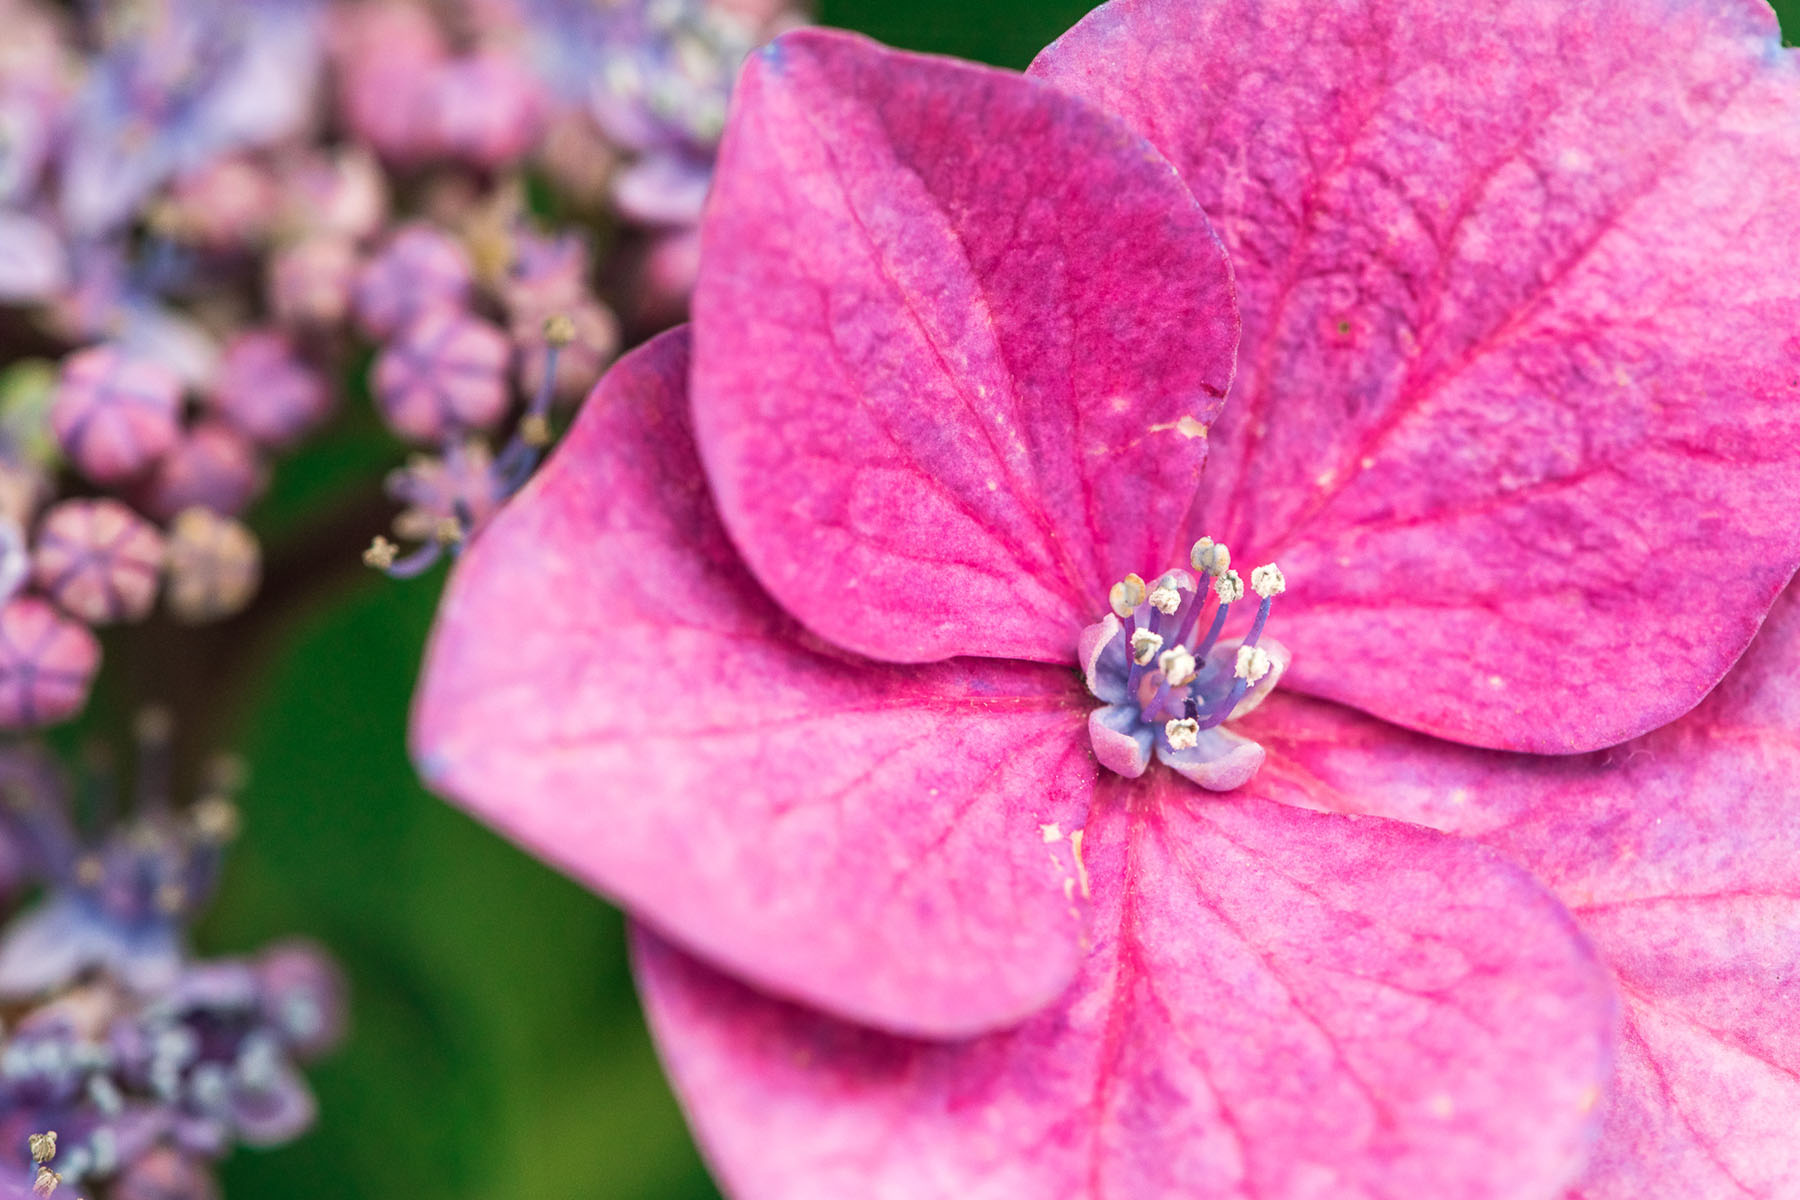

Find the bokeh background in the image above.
[{"left": 41, "top": 0, "right": 1794, "bottom": 1196}]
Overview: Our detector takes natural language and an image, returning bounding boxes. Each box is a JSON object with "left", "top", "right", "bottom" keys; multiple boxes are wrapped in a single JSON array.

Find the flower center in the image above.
[{"left": 1079, "top": 538, "right": 1288, "bottom": 791}]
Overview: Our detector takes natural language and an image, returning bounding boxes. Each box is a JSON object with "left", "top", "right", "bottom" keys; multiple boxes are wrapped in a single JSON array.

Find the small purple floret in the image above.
[
  {"left": 0, "top": 596, "right": 100, "bottom": 728},
  {"left": 31, "top": 499, "right": 165, "bottom": 626},
  {"left": 372, "top": 308, "right": 511, "bottom": 443},
  {"left": 353, "top": 223, "right": 474, "bottom": 341},
  {"left": 266, "top": 234, "right": 358, "bottom": 330},
  {"left": 137, "top": 421, "right": 266, "bottom": 522},
  {"left": 428, "top": 53, "right": 547, "bottom": 169},
  {"left": 207, "top": 331, "right": 333, "bottom": 449},
  {"left": 50, "top": 347, "right": 182, "bottom": 485}
]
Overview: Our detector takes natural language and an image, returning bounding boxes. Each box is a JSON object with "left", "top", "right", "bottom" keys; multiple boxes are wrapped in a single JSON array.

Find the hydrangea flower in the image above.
[{"left": 421, "top": 4, "right": 1800, "bottom": 1196}]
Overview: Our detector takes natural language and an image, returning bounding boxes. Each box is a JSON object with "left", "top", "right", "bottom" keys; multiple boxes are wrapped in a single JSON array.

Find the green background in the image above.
[{"left": 160, "top": 0, "right": 1798, "bottom": 1196}]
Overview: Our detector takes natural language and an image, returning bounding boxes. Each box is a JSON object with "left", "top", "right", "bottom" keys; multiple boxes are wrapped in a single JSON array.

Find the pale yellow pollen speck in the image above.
[
  {"left": 1579, "top": 1085, "right": 1601, "bottom": 1113},
  {"left": 1315, "top": 470, "right": 1337, "bottom": 488},
  {"left": 1040, "top": 822, "right": 1063, "bottom": 843},
  {"left": 1149, "top": 416, "right": 1209, "bottom": 439},
  {"left": 986, "top": 479, "right": 998, "bottom": 491},
  {"left": 1428, "top": 1093, "right": 1455, "bottom": 1119},
  {"left": 1070, "top": 829, "right": 1090, "bottom": 899},
  {"left": 1360, "top": 456, "right": 1376, "bottom": 470},
  {"left": 1448, "top": 787, "right": 1470, "bottom": 806},
  {"left": 1488, "top": 675, "right": 1506, "bottom": 689}
]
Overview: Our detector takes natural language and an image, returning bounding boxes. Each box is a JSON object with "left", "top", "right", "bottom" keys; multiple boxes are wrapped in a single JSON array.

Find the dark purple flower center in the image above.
[{"left": 1079, "top": 539, "right": 1288, "bottom": 790}]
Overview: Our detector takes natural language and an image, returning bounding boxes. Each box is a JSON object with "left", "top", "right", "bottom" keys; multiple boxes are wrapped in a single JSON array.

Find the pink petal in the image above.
[
  {"left": 691, "top": 29, "right": 1238, "bottom": 667},
  {"left": 1033, "top": 0, "right": 1800, "bottom": 752},
  {"left": 636, "top": 777, "right": 1612, "bottom": 1200},
  {"left": 414, "top": 329, "right": 1098, "bottom": 1037},
  {"left": 1244, "top": 584, "right": 1800, "bottom": 1198}
]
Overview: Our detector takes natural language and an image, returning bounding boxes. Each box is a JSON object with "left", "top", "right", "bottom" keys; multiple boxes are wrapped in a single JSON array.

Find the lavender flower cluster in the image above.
[
  {"left": 0, "top": 730, "right": 343, "bottom": 1200},
  {"left": 0, "top": 0, "right": 796, "bottom": 731},
  {"left": 0, "top": 0, "right": 798, "bottom": 1191}
]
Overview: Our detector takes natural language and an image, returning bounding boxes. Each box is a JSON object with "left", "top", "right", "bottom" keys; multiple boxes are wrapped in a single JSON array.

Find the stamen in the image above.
[
  {"left": 1190, "top": 537, "right": 1230, "bottom": 578},
  {"left": 493, "top": 316, "right": 568, "bottom": 493},
  {"left": 1158, "top": 645, "right": 1197, "bottom": 688},
  {"left": 1250, "top": 563, "right": 1286, "bottom": 598},
  {"left": 362, "top": 536, "right": 398, "bottom": 570},
  {"left": 1235, "top": 644, "right": 1272, "bottom": 684},
  {"left": 1129, "top": 629, "right": 1163, "bottom": 665},
  {"left": 1109, "top": 573, "right": 1147, "bottom": 619},
  {"left": 133, "top": 705, "right": 174, "bottom": 815},
  {"left": 434, "top": 516, "right": 466, "bottom": 547},
  {"left": 1081, "top": 553, "right": 1291, "bottom": 789}
]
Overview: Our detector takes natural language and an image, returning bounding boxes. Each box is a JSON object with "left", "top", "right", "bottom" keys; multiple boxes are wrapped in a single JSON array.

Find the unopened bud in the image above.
[
  {"left": 165, "top": 509, "right": 260, "bottom": 624},
  {"left": 1129, "top": 629, "right": 1163, "bottom": 666},
  {"left": 1108, "top": 574, "right": 1146, "bottom": 619},
  {"left": 1250, "top": 563, "right": 1286, "bottom": 599}
]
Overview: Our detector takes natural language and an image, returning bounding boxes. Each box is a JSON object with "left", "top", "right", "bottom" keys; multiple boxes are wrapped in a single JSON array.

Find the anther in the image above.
[
  {"left": 29, "top": 1132, "right": 54, "bottom": 1164},
  {"left": 1147, "top": 583, "right": 1182, "bottom": 615},
  {"left": 1250, "top": 563, "right": 1286, "bottom": 598},
  {"left": 1215, "top": 570, "right": 1245, "bottom": 604},
  {"left": 1191, "top": 537, "right": 1230, "bottom": 577},
  {"left": 192, "top": 796, "right": 241, "bottom": 843},
  {"left": 1235, "top": 644, "right": 1272, "bottom": 684},
  {"left": 1158, "top": 645, "right": 1197, "bottom": 688},
  {"left": 433, "top": 517, "right": 465, "bottom": 547},
  {"left": 519, "top": 413, "right": 551, "bottom": 448},
  {"left": 1109, "top": 574, "right": 1147, "bottom": 619},
  {"left": 543, "top": 313, "right": 577, "bottom": 348},
  {"left": 74, "top": 856, "right": 103, "bottom": 887},
  {"left": 362, "top": 536, "right": 398, "bottom": 570},
  {"left": 1129, "top": 629, "right": 1163, "bottom": 665},
  {"left": 1165, "top": 718, "right": 1200, "bottom": 751}
]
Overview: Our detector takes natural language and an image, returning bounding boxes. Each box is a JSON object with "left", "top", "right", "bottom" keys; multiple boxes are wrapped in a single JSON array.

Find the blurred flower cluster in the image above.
[
  {"left": 0, "top": 0, "right": 797, "bottom": 1189},
  {"left": 0, "top": 0, "right": 798, "bottom": 731},
  {"left": 0, "top": 729, "right": 343, "bottom": 1200}
]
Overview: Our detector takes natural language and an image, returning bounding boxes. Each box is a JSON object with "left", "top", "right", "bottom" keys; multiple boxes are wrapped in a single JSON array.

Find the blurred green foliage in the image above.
[{"left": 177, "top": 0, "right": 1800, "bottom": 1196}]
